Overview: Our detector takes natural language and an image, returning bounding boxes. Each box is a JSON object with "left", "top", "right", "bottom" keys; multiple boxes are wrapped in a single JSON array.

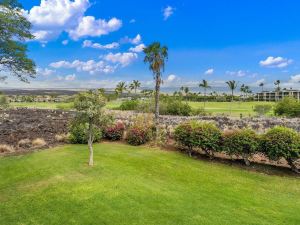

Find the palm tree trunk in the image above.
[
  {"left": 88, "top": 118, "right": 94, "bottom": 166},
  {"left": 154, "top": 73, "right": 161, "bottom": 140}
]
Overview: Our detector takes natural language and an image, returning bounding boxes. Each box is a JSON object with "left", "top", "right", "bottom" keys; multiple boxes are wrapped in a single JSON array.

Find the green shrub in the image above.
[
  {"left": 118, "top": 100, "right": 139, "bottom": 111},
  {"left": 69, "top": 122, "right": 102, "bottom": 144},
  {"left": 253, "top": 104, "right": 272, "bottom": 116},
  {"left": 104, "top": 121, "right": 125, "bottom": 141},
  {"left": 174, "top": 121, "right": 221, "bottom": 158},
  {"left": 222, "top": 129, "right": 259, "bottom": 165},
  {"left": 274, "top": 97, "right": 300, "bottom": 117},
  {"left": 160, "top": 99, "right": 192, "bottom": 116},
  {"left": 261, "top": 126, "right": 300, "bottom": 173},
  {"left": 0, "top": 94, "right": 8, "bottom": 109},
  {"left": 126, "top": 126, "right": 151, "bottom": 146}
]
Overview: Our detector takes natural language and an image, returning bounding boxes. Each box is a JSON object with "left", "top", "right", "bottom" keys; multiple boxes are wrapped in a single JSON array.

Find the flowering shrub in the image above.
[
  {"left": 126, "top": 126, "right": 151, "bottom": 146},
  {"left": 104, "top": 121, "right": 125, "bottom": 141}
]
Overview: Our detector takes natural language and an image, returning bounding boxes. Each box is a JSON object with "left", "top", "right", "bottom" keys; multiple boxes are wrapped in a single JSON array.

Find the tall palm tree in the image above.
[
  {"left": 259, "top": 82, "right": 264, "bottom": 92},
  {"left": 143, "top": 42, "right": 168, "bottom": 136},
  {"left": 183, "top": 87, "right": 189, "bottom": 103},
  {"left": 240, "top": 84, "right": 246, "bottom": 101},
  {"left": 226, "top": 80, "right": 238, "bottom": 115},
  {"left": 199, "top": 79, "right": 211, "bottom": 109},
  {"left": 274, "top": 80, "right": 281, "bottom": 101},
  {"left": 129, "top": 80, "right": 141, "bottom": 94},
  {"left": 115, "top": 82, "right": 127, "bottom": 97}
]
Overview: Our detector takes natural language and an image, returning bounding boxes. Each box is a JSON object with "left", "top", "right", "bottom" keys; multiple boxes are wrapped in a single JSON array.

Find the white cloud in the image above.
[
  {"left": 37, "top": 67, "right": 55, "bottom": 76},
  {"left": 163, "top": 6, "right": 174, "bottom": 20},
  {"left": 65, "top": 74, "right": 76, "bottom": 81},
  {"left": 104, "top": 52, "right": 138, "bottom": 67},
  {"left": 120, "top": 34, "right": 142, "bottom": 45},
  {"left": 226, "top": 70, "right": 247, "bottom": 77},
  {"left": 205, "top": 68, "right": 214, "bottom": 75},
  {"left": 129, "top": 44, "right": 146, "bottom": 53},
  {"left": 290, "top": 74, "right": 300, "bottom": 83},
  {"left": 167, "top": 74, "right": 177, "bottom": 82},
  {"left": 50, "top": 59, "right": 115, "bottom": 74},
  {"left": 23, "top": 0, "right": 122, "bottom": 42},
  {"left": 62, "top": 40, "right": 69, "bottom": 45},
  {"left": 259, "top": 56, "right": 293, "bottom": 68},
  {"left": 68, "top": 16, "right": 122, "bottom": 40},
  {"left": 82, "top": 40, "right": 119, "bottom": 50}
]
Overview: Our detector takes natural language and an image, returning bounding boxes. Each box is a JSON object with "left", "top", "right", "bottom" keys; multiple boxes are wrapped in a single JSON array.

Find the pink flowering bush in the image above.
[{"left": 104, "top": 121, "right": 125, "bottom": 141}]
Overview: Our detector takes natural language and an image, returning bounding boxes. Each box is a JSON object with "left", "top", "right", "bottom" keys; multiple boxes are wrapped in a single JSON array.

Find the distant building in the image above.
[{"left": 255, "top": 89, "right": 300, "bottom": 101}]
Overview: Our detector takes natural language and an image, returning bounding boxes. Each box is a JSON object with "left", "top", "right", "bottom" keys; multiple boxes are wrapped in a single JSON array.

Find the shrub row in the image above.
[{"left": 174, "top": 120, "right": 300, "bottom": 173}]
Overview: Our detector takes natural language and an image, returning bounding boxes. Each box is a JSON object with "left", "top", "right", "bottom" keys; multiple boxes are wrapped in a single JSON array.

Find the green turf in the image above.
[{"left": 0, "top": 143, "right": 299, "bottom": 225}]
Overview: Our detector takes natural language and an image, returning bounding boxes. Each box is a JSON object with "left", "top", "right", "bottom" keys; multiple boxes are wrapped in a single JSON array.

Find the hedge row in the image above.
[{"left": 174, "top": 121, "right": 300, "bottom": 173}]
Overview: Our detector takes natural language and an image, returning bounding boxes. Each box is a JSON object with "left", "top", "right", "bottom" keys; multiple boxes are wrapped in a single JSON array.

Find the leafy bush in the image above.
[
  {"left": 160, "top": 99, "right": 192, "bottom": 116},
  {"left": 174, "top": 121, "right": 221, "bottom": 158},
  {"left": 222, "top": 129, "right": 259, "bottom": 165},
  {"left": 191, "top": 107, "right": 211, "bottom": 116},
  {"left": 261, "top": 126, "right": 300, "bottom": 173},
  {"left": 69, "top": 122, "right": 102, "bottom": 144},
  {"left": 253, "top": 104, "right": 272, "bottom": 116},
  {"left": 0, "top": 94, "right": 8, "bottom": 109},
  {"left": 104, "top": 121, "right": 125, "bottom": 141},
  {"left": 274, "top": 97, "right": 300, "bottom": 117},
  {"left": 118, "top": 100, "right": 139, "bottom": 111},
  {"left": 126, "top": 114, "right": 154, "bottom": 146}
]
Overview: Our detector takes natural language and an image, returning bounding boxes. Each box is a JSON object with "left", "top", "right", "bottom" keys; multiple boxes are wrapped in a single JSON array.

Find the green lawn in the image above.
[
  {"left": 189, "top": 101, "right": 275, "bottom": 116},
  {"left": 1, "top": 143, "right": 299, "bottom": 225}
]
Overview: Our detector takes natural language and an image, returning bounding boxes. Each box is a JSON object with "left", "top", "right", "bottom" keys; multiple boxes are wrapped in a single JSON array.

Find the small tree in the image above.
[
  {"left": 253, "top": 104, "right": 272, "bottom": 116},
  {"left": 115, "top": 82, "right": 127, "bottom": 97},
  {"left": 73, "top": 90, "right": 106, "bottom": 166}
]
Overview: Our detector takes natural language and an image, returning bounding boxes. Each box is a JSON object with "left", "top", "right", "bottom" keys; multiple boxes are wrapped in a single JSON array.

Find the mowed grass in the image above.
[
  {"left": 9, "top": 100, "right": 275, "bottom": 116},
  {"left": 0, "top": 143, "right": 299, "bottom": 225},
  {"left": 189, "top": 101, "right": 275, "bottom": 116}
]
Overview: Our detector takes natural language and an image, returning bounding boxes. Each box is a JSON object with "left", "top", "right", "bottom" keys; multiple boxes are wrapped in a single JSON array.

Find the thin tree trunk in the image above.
[
  {"left": 242, "top": 153, "right": 250, "bottom": 166},
  {"left": 204, "top": 89, "right": 206, "bottom": 110},
  {"left": 88, "top": 119, "right": 94, "bottom": 166},
  {"left": 154, "top": 73, "right": 160, "bottom": 140}
]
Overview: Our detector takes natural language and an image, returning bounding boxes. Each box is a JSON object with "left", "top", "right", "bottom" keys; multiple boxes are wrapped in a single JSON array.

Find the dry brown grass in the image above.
[
  {"left": 18, "top": 139, "right": 32, "bottom": 148},
  {"left": 55, "top": 133, "right": 69, "bottom": 143},
  {"left": 0, "top": 144, "right": 15, "bottom": 153},
  {"left": 32, "top": 138, "right": 47, "bottom": 148}
]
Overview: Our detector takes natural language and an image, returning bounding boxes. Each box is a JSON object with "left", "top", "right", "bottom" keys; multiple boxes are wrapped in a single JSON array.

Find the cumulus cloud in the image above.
[
  {"left": 259, "top": 56, "right": 293, "bottom": 68},
  {"left": 205, "top": 68, "right": 214, "bottom": 75},
  {"left": 23, "top": 0, "right": 122, "bottom": 42},
  {"left": 50, "top": 59, "right": 115, "bottom": 74},
  {"left": 36, "top": 67, "right": 55, "bottom": 76},
  {"left": 82, "top": 40, "right": 119, "bottom": 50},
  {"left": 104, "top": 52, "right": 138, "bottom": 67},
  {"left": 129, "top": 44, "right": 146, "bottom": 53},
  {"left": 167, "top": 74, "right": 177, "bottom": 82},
  {"left": 120, "top": 34, "right": 142, "bottom": 45},
  {"left": 163, "top": 6, "right": 174, "bottom": 20},
  {"left": 290, "top": 74, "right": 300, "bottom": 83},
  {"left": 65, "top": 74, "right": 76, "bottom": 81},
  {"left": 68, "top": 16, "right": 122, "bottom": 40},
  {"left": 226, "top": 70, "right": 247, "bottom": 77}
]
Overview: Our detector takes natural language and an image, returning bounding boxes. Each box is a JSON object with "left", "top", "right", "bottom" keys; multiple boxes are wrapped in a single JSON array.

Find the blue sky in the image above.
[{"left": 2, "top": 0, "right": 300, "bottom": 91}]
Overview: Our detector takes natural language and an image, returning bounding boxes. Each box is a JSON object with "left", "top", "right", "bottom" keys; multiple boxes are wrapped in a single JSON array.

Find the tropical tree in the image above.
[
  {"left": 129, "top": 80, "right": 141, "bottom": 94},
  {"left": 73, "top": 90, "right": 106, "bottom": 166},
  {"left": 226, "top": 80, "right": 238, "bottom": 115},
  {"left": 0, "top": 0, "right": 36, "bottom": 82},
  {"left": 115, "top": 82, "right": 127, "bottom": 96},
  {"left": 274, "top": 80, "right": 281, "bottom": 101},
  {"left": 259, "top": 82, "right": 264, "bottom": 92},
  {"left": 143, "top": 42, "right": 168, "bottom": 137},
  {"left": 199, "top": 79, "right": 211, "bottom": 109}
]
